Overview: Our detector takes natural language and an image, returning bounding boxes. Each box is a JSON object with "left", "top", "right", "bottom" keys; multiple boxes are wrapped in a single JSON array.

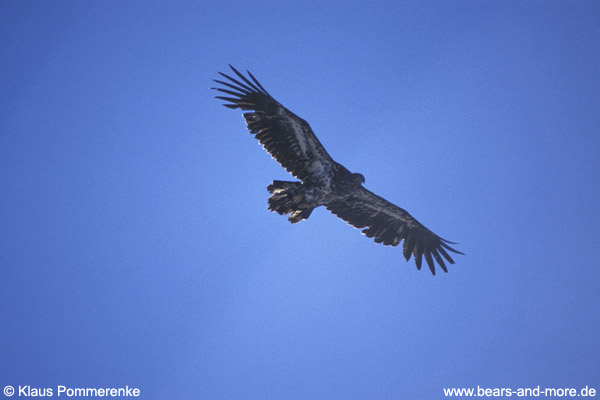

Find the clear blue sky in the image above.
[{"left": 1, "top": 1, "right": 599, "bottom": 399}]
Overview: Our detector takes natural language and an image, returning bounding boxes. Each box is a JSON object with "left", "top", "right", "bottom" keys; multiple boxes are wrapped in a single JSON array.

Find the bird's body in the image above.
[
  {"left": 213, "top": 65, "right": 463, "bottom": 274},
  {"left": 267, "top": 164, "right": 365, "bottom": 224}
]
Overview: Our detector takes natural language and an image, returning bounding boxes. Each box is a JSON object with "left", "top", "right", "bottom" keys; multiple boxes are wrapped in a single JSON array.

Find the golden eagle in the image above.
[{"left": 213, "top": 65, "right": 463, "bottom": 275}]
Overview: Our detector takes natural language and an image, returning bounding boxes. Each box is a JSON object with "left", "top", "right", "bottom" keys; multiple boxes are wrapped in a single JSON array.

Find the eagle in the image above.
[{"left": 212, "top": 65, "right": 463, "bottom": 275}]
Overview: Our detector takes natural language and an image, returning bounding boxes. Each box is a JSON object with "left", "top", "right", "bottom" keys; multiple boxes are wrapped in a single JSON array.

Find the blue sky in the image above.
[{"left": 1, "top": 1, "right": 599, "bottom": 399}]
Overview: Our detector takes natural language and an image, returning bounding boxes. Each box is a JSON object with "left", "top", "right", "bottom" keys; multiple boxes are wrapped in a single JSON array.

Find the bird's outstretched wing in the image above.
[
  {"left": 212, "top": 65, "right": 335, "bottom": 181},
  {"left": 327, "top": 187, "right": 464, "bottom": 275}
]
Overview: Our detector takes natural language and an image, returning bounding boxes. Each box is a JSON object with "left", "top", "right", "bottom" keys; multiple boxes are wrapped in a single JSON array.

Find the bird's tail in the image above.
[{"left": 267, "top": 180, "right": 314, "bottom": 224}]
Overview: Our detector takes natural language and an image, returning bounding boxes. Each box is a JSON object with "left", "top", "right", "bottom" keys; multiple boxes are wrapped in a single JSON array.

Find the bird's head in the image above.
[{"left": 352, "top": 173, "right": 366, "bottom": 185}]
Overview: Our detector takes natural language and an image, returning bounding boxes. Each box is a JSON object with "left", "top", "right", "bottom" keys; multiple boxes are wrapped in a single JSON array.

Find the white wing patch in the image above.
[
  {"left": 307, "top": 160, "right": 325, "bottom": 174},
  {"left": 288, "top": 117, "right": 308, "bottom": 154}
]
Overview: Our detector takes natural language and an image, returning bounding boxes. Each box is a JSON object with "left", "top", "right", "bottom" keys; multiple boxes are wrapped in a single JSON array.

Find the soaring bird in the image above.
[{"left": 212, "top": 65, "right": 463, "bottom": 274}]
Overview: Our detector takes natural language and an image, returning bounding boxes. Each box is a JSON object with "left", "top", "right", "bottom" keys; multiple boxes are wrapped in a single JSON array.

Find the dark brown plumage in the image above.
[{"left": 213, "top": 65, "right": 463, "bottom": 275}]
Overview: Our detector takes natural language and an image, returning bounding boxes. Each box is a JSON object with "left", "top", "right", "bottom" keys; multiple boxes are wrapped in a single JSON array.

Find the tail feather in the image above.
[
  {"left": 267, "top": 180, "right": 299, "bottom": 194},
  {"left": 267, "top": 180, "right": 314, "bottom": 224}
]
